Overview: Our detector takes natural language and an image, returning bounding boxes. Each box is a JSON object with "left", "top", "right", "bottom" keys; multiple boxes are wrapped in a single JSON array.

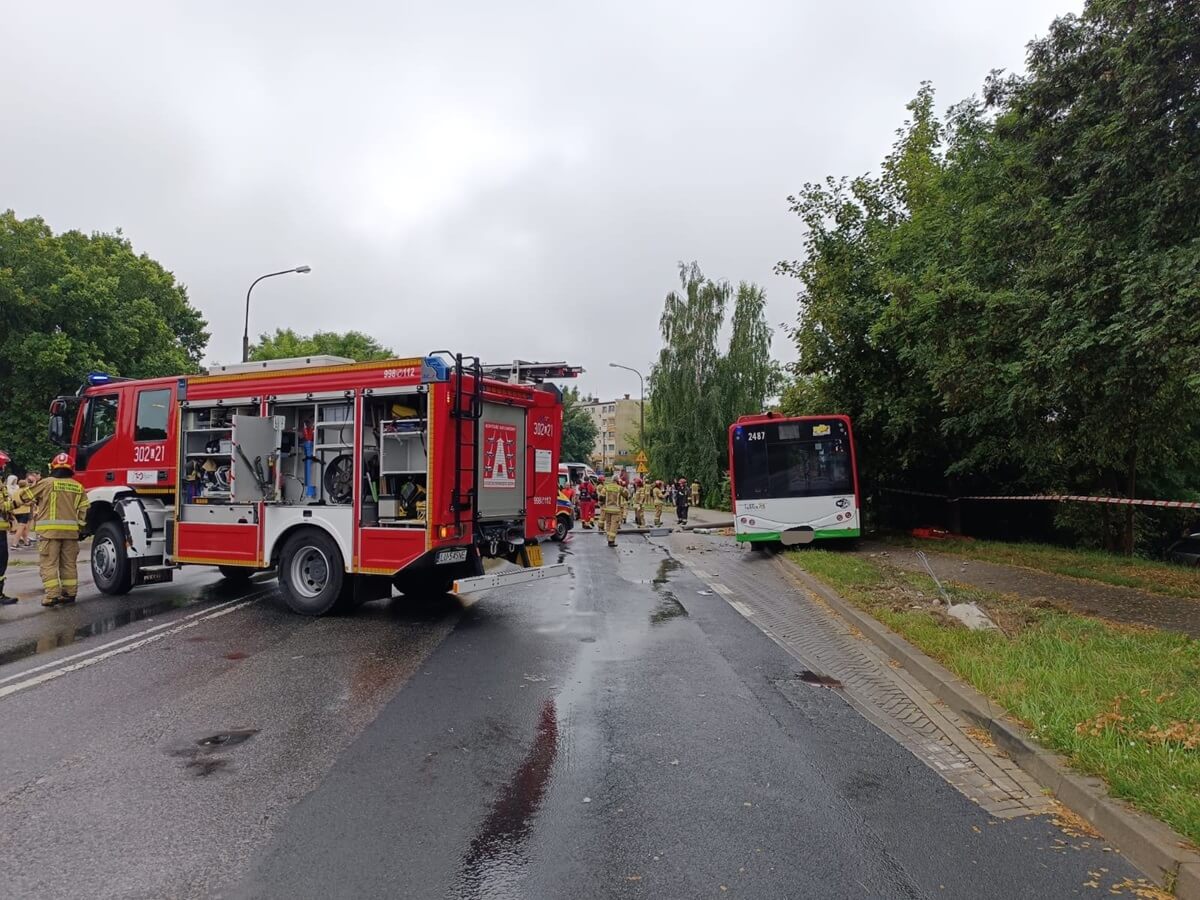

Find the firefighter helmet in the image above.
[{"left": 50, "top": 452, "right": 72, "bottom": 471}]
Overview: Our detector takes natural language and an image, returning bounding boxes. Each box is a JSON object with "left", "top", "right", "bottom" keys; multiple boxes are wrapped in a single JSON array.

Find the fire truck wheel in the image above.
[
  {"left": 279, "top": 529, "right": 345, "bottom": 616},
  {"left": 552, "top": 515, "right": 570, "bottom": 541},
  {"left": 92, "top": 520, "right": 134, "bottom": 595}
]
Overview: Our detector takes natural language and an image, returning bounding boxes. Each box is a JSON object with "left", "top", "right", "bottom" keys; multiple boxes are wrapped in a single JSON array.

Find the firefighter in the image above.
[
  {"left": 631, "top": 478, "right": 647, "bottom": 527},
  {"left": 652, "top": 480, "right": 672, "bottom": 528},
  {"left": 690, "top": 479, "right": 701, "bottom": 508},
  {"left": 0, "top": 450, "right": 14, "bottom": 604},
  {"left": 601, "top": 475, "right": 625, "bottom": 547},
  {"left": 579, "top": 477, "right": 598, "bottom": 528},
  {"left": 675, "top": 477, "right": 690, "bottom": 528},
  {"left": 20, "top": 453, "right": 89, "bottom": 607}
]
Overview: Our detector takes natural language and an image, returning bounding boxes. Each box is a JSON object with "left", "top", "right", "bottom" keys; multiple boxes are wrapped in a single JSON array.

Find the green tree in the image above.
[
  {"left": 988, "top": 0, "right": 1200, "bottom": 551},
  {"left": 249, "top": 328, "right": 394, "bottom": 362},
  {"left": 646, "top": 262, "right": 774, "bottom": 505},
  {"left": 0, "top": 211, "right": 209, "bottom": 472},
  {"left": 778, "top": 0, "right": 1200, "bottom": 553},
  {"left": 560, "top": 386, "right": 599, "bottom": 463}
]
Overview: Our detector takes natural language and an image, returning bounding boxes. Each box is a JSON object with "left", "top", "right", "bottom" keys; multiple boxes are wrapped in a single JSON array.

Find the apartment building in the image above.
[{"left": 579, "top": 395, "right": 641, "bottom": 472}]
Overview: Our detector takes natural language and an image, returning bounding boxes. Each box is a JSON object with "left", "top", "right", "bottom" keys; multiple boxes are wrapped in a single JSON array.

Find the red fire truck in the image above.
[{"left": 47, "top": 353, "right": 578, "bottom": 615}]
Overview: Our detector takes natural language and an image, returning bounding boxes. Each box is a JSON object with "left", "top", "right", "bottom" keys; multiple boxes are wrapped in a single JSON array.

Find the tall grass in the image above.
[{"left": 790, "top": 549, "right": 1200, "bottom": 846}]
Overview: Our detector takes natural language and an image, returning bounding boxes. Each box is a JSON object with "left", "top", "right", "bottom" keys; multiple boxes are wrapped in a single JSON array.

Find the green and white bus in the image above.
[{"left": 728, "top": 414, "right": 860, "bottom": 547}]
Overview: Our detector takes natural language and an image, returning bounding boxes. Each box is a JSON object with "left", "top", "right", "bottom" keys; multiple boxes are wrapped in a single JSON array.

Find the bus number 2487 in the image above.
[{"left": 746, "top": 431, "right": 766, "bottom": 441}]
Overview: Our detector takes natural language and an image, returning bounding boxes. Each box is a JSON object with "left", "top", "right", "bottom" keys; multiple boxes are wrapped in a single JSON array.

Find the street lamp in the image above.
[
  {"left": 242, "top": 266, "right": 312, "bottom": 362},
  {"left": 608, "top": 362, "right": 645, "bottom": 457}
]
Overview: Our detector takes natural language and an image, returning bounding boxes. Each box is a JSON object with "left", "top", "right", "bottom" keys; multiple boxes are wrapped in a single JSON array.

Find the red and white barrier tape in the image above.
[
  {"left": 959, "top": 494, "right": 1200, "bottom": 509},
  {"left": 881, "top": 487, "right": 1200, "bottom": 510}
]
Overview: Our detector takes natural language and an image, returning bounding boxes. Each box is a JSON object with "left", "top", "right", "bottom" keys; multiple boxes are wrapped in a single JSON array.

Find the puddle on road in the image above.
[
  {"left": 649, "top": 557, "right": 688, "bottom": 625},
  {"left": 169, "top": 728, "right": 259, "bottom": 778},
  {"left": 798, "top": 670, "right": 843, "bottom": 689},
  {"left": 0, "top": 596, "right": 198, "bottom": 668},
  {"left": 195, "top": 728, "right": 259, "bottom": 749},
  {"left": 653, "top": 557, "right": 682, "bottom": 584},
  {"left": 455, "top": 699, "right": 559, "bottom": 898},
  {"left": 0, "top": 578, "right": 259, "bottom": 669},
  {"left": 650, "top": 593, "right": 688, "bottom": 625}
]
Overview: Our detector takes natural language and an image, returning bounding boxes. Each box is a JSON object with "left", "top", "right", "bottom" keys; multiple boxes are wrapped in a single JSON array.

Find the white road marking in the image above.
[
  {"left": 0, "top": 592, "right": 267, "bottom": 700},
  {"left": 711, "top": 583, "right": 735, "bottom": 597},
  {"left": 727, "top": 599, "right": 756, "bottom": 619},
  {"left": 0, "top": 590, "right": 271, "bottom": 687}
]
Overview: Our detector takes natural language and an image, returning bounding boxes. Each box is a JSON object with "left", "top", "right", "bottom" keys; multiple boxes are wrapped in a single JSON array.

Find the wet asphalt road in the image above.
[{"left": 0, "top": 532, "right": 1140, "bottom": 899}]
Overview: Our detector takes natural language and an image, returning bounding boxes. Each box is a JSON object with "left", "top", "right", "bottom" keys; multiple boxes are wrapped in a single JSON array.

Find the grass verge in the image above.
[
  {"left": 885, "top": 536, "right": 1200, "bottom": 600},
  {"left": 788, "top": 548, "right": 1200, "bottom": 847}
]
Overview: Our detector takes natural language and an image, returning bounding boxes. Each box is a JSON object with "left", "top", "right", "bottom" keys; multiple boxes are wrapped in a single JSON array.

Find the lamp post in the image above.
[
  {"left": 608, "top": 362, "right": 645, "bottom": 458},
  {"left": 242, "top": 266, "right": 312, "bottom": 362}
]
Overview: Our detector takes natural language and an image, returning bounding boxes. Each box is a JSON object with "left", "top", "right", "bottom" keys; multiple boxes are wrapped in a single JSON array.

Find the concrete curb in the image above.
[{"left": 776, "top": 555, "right": 1200, "bottom": 898}]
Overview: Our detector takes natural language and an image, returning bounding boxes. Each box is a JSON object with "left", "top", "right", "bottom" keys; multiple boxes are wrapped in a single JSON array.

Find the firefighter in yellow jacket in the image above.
[
  {"left": 0, "top": 449, "right": 15, "bottom": 604},
  {"left": 601, "top": 476, "right": 625, "bottom": 547},
  {"left": 651, "top": 479, "right": 666, "bottom": 527},
  {"left": 20, "top": 453, "right": 89, "bottom": 607},
  {"left": 631, "top": 478, "right": 648, "bottom": 528}
]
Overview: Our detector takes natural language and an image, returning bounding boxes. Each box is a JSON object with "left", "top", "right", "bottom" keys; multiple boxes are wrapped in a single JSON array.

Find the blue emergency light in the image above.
[
  {"left": 421, "top": 357, "right": 450, "bottom": 383},
  {"left": 87, "top": 372, "right": 113, "bottom": 386}
]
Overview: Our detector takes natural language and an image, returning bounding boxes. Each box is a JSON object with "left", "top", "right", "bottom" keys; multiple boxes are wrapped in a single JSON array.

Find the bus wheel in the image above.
[
  {"left": 279, "top": 529, "right": 345, "bottom": 616},
  {"left": 91, "top": 520, "right": 133, "bottom": 595},
  {"left": 218, "top": 565, "right": 254, "bottom": 584}
]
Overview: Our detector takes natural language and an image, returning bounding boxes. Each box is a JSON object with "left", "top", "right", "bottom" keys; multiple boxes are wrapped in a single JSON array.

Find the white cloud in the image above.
[{"left": 1, "top": 0, "right": 1079, "bottom": 397}]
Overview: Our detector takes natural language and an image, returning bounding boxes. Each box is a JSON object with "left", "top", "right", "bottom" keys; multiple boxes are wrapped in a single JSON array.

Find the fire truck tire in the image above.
[
  {"left": 553, "top": 514, "right": 570, "bottom": 541},
  {"left": 278, "top": 529, "right": 345, "bottom": 616},
  {"left": 91, "top": 520, "right": 134, "bottom": 595},
  {"left": 218, "top": 565, "right": 254, "bottom": 584}
]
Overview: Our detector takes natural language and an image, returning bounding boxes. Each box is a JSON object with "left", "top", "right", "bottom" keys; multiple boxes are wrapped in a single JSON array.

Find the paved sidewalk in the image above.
[{"left": 866, "top": 540, "right": 1200, "bottom": 639}]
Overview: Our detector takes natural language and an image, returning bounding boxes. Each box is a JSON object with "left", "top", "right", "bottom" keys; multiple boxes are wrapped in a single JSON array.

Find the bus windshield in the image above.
[{"left": 732, "top": 419, "right": 853, "bottom": 500}]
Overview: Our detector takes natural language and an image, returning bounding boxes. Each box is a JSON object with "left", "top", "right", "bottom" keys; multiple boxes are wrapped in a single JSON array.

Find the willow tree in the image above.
[{"left": 646, "top": 262, "right": 774, "bottom": 505}]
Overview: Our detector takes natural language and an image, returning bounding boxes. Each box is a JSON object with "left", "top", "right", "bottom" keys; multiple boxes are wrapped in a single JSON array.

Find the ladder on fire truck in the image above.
[
  {"left": 449, "top": 353, "right": 483, "bottom": 534},
  {"left": 481, "top": 361, "right": 584, "bottom": 384}
]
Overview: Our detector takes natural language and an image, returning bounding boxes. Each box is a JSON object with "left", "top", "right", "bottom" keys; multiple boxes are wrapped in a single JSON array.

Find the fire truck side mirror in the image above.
[{"left": 49, "top": 413, "right": 67, "bottom": 446}]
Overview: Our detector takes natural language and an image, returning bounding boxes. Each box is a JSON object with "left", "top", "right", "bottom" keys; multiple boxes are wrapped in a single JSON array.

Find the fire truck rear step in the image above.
[
  {"left": 452, "top": 563, "right": 567, "bottom": 595},
  {"left": 136, "top": 565, "right": 176, "bottom": 585}
]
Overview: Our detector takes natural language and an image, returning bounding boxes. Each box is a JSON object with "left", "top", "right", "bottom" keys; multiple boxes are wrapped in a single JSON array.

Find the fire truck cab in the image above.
[{"left": 48, "top": 354, "right": 572, "bottom": 615}]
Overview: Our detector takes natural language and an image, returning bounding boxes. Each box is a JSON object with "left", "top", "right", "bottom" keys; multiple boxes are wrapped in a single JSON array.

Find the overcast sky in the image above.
[{"left": 2, "top": 0, "right": 1079, "bottom": 400}]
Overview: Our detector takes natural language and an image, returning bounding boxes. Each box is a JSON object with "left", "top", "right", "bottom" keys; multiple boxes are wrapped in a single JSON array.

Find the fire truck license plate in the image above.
[{"left": 436, "top": 548, "right": 468, "bottom": 565}]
